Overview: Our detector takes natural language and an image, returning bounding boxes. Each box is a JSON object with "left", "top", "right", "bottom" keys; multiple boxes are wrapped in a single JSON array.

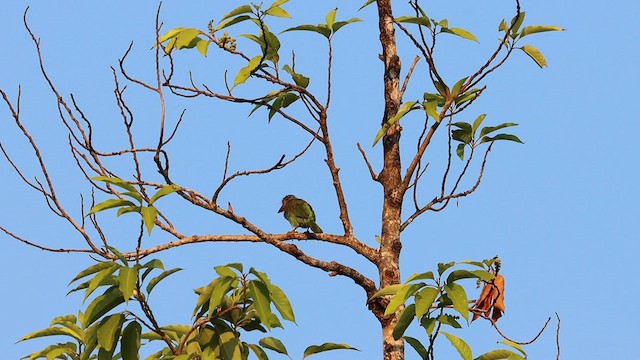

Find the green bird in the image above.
[{"left": 278, "top": 195, "right": 323, "bottom": 233}]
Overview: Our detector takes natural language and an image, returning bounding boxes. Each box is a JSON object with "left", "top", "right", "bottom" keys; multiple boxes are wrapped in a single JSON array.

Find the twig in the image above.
[
  {"left": 0, "top": 226, "right": 93, "bottom": 254},
  {"left": 357, "top": 143, "right": 379, "bottom": 181},
  {"left": 400, "top": 55, "right": 420, "bottom": 96},
  {"left": 556, "top": 312, "right": 561, "bottom": 359},
  {"left": 489, "top": 315, "right": 552, "bottom": 345}
]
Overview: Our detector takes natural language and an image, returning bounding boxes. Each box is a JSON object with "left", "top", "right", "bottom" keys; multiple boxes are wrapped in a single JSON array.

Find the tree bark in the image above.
[{"left": 376, "top": 0, "right": 404, "bottom": 359}]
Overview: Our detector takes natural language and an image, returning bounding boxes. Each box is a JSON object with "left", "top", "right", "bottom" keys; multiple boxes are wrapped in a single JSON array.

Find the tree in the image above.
[{"left": 0, "top": 1, "right": 562, "bottom": 359}]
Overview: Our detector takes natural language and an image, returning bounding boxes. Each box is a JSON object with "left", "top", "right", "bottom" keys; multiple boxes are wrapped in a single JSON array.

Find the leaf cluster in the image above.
[
  {"left": 371, "top": 258, "right": 526, "bottom": 360},
  {"left": 19, "top": 260, "right": 357, "bottom": 360},
  {"left": 88, "top": 176, "right": 180, "bottom": 235}
]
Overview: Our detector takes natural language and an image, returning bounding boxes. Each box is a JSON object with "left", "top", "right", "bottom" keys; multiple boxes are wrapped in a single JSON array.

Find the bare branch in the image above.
[
  {"left": 357, "top": 143, "right": 379, "bottom": 181},
  {"left": 0, "top": 226, "right": 93, "bottom": 254},
  {"left": 556, "top": 312, "right": 561, "bottom": 359},
  {"left": 400, "top": 55, "right": 420, "bottom": 97},
  {"left": 401, "top": 142, "right": 494, "bottom": 231}
]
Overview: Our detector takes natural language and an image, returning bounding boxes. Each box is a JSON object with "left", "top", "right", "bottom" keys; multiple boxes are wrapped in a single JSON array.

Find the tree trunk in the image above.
[{"left": 376, "top": 0, "right": 404, "bottom": 359}]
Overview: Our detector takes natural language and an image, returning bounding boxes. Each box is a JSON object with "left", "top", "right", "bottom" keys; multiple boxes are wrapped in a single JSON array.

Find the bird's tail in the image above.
[{"left": 310, "top": 222, "right": 323, "bottom": 233}]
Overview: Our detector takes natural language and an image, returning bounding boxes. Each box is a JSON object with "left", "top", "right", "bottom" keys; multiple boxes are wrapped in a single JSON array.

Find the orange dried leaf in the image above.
[{"left": 471, "top": 274, "right": 505, "bottom": 322}]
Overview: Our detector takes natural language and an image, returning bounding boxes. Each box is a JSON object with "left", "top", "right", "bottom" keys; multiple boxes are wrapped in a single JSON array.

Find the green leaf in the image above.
[
  {"left": 91, "top": 176, "right": 137, "bottom": 192},
  {"left": 140, "top": 205, "right": 158, "bottom": 235},
  {"left": 221, "top": 5, "right": 253, "bottom": 22},
  {"left": 174, "top": 28, "right": 200, "bottom": 49},
  {"left": 82, "top": 286, "right": 125, "bottom": 329},
  {"left": 208, "top": 276, "right": 235, "bottom": 315},
  {"left": 84, "top": 263, "right": 120, "bottom": 302},
  {"left": 217, "top": 15, "right": 253, "bottom": 31},
  {"left": 265, "top": 6, "right": 291, "bottom": 18},
  {"left": 249, "top": 280, "right": 274, "bottom": 329},
  {"left": 149, "top": 184, "right": 180, "bottom": 205},
  {"left": 359, "top": 0, "right": 376, "bottom": 11},
  {"left": 444, "top": 283, "right": 469, "bottom": 322},
  {"left": 23, "top": 342, "right": 77, "bottom": 360},
  {"left": 471, "top": 114, "right": 486, "bottom": 138},
  {"left": 146, "top": 268, "right": 182, "bottom": 295},
  {"left": 325, "top": 8, "right": 337, "bottom": 29},
  {"left": 373, "top": 101, "right": 417, "bottom": 146},
  {"left": 424, "top": 100, "right": 440, "bottom": 123},
  {"left": 332, "top": 18, "right": 363, "bottom": 34},
  {"left": 219, "top": 331, "right": 243, "bottom": 360},
  {"left": 97, "top": 314, "right": 124, "bottom": 352},
  {"left": 521, "top": 25, "right": 564, "bottom": 37},
  {"left": 442, "top": 332, "right": 472, "bottom": 360},
  {"left": 116, "top": 206, "right": 141, "bottom": 216},
  {"left": 404, "top": 336, "right": 428, "bottom": 360},
  {"left": 437, "top": 314, "right": 462, "bottom": 328},
  {"left": 121, "top": 321, "right": 142, "bottom": 360},
  {"left": 405, "top": 271, "right": 434, "bottom": 283},
  {"left": 480, "top": 133, "right": 524, "bottom": 144},
  {"left": 480, "top": 122, "right": 518, "bottom": 138},
  {"left": 18, "top": 326, "right": 83, "bottom": 342},
  {"left": 225, "top": 262, "right": 244, "bottom": 273},
  {"left": 196, "top": 39, "right": 210, "bottom": 57},
  {"left": 434, "top": 80, "right": 449, "bottom": 96},
  {"left": 451, "top": 77, "right": 468, "bottom": 96},
  {"left": 420, "top": 317, "right": 437, "bottom": 335},
  {"left": 510, "top": 12, "right": 526, "bottom": 34},
  {"left": 70, "top": 261, "right": 118, "bottom": 284},
  {"left": 395, "top": 16, "right": 431, "bottom": 27},
  {"left": 499, "top": 340, "right": 527, "bottom": 356},
  {"left": 50, "top": 314, "right": 78, "bottom": 327},
  {"left": 384, "top": 283, "right": 424, "bottom": 316},
  {"left": 234, "top": 55, "right": 262, "bottom": 87},
  {"left": 106, "top": 246, "right": 128, "bottom": 267},
  {"left": 424, "top": 92, "right": 446, "bottom": 106},
  {"left": 88, "top": 199, "right": 137, "bottom": 216},
  {"left": 521, "top": 45, "right": 547, "bottom": 68},
  {"left": 121, "top": 191, "right": 143, "bottom": 203},
  {"left": 438, "top": 262, "right": 455, "bottom": 275},
  {"left": 215, "top": 265, "right": 239, "bottom": 278},
  {"left": 392, "top": 304, "right": 415, "bottom": 340},
  {"left": 498, "top": 19, "right": 508, "bottom": 32},
  {"left": 455, "top": 88, "right": 482, "bottom": 107},
  {"left": 415, "top": 287, "right": 439, "bottom": 319},
  {"left": 246, "top": 343, "right": 269, "bottom": 360},
  {"left": 281, "top": 24, "right": 331, "bottom": 39},
  {"left": 282, "top": 64, "right": 310, "bottom": 88},
  {"left": 268, "top": 283, "right": 295, "bottom": 322},
  {"left": 303, "top": 343, "right": 359, "bottom": 358},
  {"left": 456, "top": 143, "right": 466, "bottom": 160},
  {"left": 371, "top": 284, "right": 404, "bottom": 298},
  {"left": 269, "top": 93, "right": 299, "bottom": 121},
  {"left": 140, "top": 259, "right": 164, "bottom": 281},
  {"left": 475, "top": 349, "right": 524, "bottom": 360},
  {"left": 81, "top": 323, "right": 100, "bottom": 360},
  {"left": 262, "top": 29, "right": 281, "bottom": 63},
  {"left": 447, "top": 269, "right": 494, "bottom": 283},
  {"left": 259, "top": 337, "right": 288, "bottom": 355},
  {"left": 442, "top": 27, "right": 479, "bottom": 42},
  {"left": 452, "top": 128, "right": 472, "bottom": 144},
  {"left": 118, "top": 266, "right": 139, "bottom": 304},
  {"left": 270, "top": 0, "right": 290, "bottom": 7}
]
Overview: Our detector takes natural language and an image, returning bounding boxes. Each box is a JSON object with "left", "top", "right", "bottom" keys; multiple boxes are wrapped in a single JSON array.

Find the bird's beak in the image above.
[{"left": 278, "top": 206, "right": 284, "bottom": 213}]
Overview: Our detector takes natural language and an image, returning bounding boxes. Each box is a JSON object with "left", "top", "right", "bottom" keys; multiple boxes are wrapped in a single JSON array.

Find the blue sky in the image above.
[{"left": 1, "top": 1, "right": 638, "bottom": 359}]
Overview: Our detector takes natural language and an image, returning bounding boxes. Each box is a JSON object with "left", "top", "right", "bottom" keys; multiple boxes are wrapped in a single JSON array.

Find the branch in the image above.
[
  {"left": 211, "top": 136, "right": 317, "bottom": 204},
  {"left": 401, "top": 142, "right": 494, "bottom": 231},
  {"left": 400, "top": 55, "right": 420, "bottom": 97},
  {"left": 357, "top": 143, "right": 379, "bottom": 181},
  {"left": 0, "top": 226, "right": 93, "bottom": 254}
]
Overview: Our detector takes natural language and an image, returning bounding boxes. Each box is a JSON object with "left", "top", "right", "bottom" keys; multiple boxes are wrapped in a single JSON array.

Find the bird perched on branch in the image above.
[{"left": 278, "top": 195, "right": 323, "bottom": 233}]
